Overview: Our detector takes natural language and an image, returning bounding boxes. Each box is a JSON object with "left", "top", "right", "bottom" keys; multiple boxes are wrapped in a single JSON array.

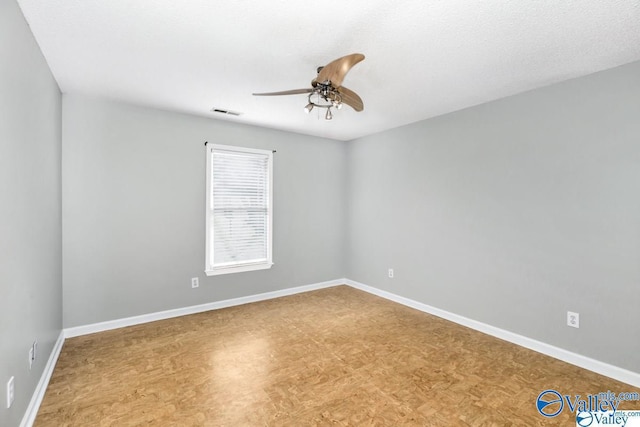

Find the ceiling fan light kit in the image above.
[{"left": 253, "top": 53, "right": 365, "bottom": 121}]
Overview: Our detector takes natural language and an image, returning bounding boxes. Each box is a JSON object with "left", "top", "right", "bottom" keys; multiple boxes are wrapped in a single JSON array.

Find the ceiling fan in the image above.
[{"left": 253, "top": 53, "right": 365, "bottom": 120}]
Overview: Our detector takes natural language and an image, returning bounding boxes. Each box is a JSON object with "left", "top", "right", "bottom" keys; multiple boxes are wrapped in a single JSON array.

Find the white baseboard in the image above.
[
  {"left": 20, "top": 330, "right": 65, "bottom": 427},
  {"left": 64, "top": 279, "right": 344, "bottom": 338},
  {"left": 344, "top": 278, "right": 640, "bottom": 388}
]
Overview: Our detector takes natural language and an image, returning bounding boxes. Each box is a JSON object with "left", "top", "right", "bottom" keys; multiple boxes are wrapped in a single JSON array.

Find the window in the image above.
[{"left": 205, "top": 144, "right": 273, "bottom": 276}]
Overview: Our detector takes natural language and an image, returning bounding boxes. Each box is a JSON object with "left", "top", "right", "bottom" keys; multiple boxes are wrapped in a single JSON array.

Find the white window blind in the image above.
[{"left": 205, "top": 144, "right": 273, "bottom": 275}]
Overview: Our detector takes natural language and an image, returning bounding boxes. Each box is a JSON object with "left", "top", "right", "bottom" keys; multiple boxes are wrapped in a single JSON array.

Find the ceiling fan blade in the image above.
[
  {"left": 337, "top": 86, "right": 364, "bottom": 112},
  {"left": 252, "top": 88, "right": 313, "bottom": 96},
  {"left": 317, "top": 53, "right": 365, "bottom": 88}
]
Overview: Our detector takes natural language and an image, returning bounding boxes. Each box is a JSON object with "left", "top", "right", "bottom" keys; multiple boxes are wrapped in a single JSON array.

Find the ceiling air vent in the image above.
[{"left": 210, "top": 108, "right": 242, "bottom": 116}]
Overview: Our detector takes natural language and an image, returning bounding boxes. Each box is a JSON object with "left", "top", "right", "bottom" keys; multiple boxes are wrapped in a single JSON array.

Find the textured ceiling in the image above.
[{"left": 16, "top": 0, "right": 640, "bottom": 141}]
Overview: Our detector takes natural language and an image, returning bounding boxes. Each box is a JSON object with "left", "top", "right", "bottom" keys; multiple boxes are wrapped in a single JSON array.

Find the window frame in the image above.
[{"left": 205, "top": 144, "right": 273, "bottom": 276}]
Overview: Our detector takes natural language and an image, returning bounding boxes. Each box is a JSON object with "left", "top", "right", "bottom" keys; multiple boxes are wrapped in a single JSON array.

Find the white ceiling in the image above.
[{"left": 16, "top": 0, "right": 640, "bottom": 141}]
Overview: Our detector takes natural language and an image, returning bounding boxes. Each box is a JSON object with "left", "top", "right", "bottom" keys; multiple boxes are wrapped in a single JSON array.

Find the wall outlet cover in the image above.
[
  {"left": 6, "top": 376, "right": 14, "bottom": 409},
  {"left": 567, "top": 311, "right": 580, "bottom": 328}
]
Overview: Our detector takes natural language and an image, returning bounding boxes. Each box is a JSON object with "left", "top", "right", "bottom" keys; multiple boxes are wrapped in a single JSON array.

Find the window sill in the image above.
[{"left": 205, "top": 262, "right": 273, "bottom": 276}]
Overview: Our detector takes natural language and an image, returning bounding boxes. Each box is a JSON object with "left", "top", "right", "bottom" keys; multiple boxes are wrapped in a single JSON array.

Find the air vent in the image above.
[{"left": 210, "top": 108, "right": 242, "bottom": 116}]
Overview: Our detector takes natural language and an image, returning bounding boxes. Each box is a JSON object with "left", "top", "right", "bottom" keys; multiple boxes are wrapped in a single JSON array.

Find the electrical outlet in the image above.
[
  {"left": 567, "top": 311, "right": 580, "bottom": 328},
  {"left": 388, "top": 268, "right": 394, "bottom": 278},
  {"left": 29, "top": 347, "right": 34, "bottom": 369},
  {"left": 191, "top": 277, "right": 199, "bottom": 288},
  {"left": 6, "top": 376, "right": 14, "bottom": 409}
]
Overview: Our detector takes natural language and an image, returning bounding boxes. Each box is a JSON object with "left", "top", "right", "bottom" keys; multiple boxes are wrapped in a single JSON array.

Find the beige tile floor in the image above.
[{"left": 35, "top": 285, "right": 639, "bottom": 426}]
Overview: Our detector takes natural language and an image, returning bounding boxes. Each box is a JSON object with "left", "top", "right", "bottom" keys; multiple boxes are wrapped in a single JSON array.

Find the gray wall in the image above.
[
  {"left": 62, "top": 95, "right": 347, "bottom": 328},
  {"left": 0, "top": 0, "right": 63, "bottom": 426},
  {"left": 346, "top": 61, "right": 640, "bottom": 372}
]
